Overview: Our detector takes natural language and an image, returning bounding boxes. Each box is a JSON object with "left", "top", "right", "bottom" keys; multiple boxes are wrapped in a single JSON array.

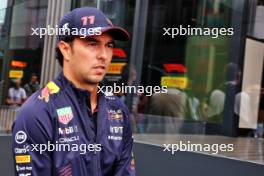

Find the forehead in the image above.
[{"left": 76, "top": 33, "right": 114, "bottom": 43}]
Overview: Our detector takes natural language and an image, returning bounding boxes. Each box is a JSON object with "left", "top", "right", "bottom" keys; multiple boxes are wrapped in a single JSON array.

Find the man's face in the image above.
[
  {"left": 15, "top": 79, "right": 21, "bottom": 88},
  {"left": 63, "top": 33, "right": 114, "bottom": 85},
  {"left": 31, "top": 76, "right": 38, "bottom": 83}
]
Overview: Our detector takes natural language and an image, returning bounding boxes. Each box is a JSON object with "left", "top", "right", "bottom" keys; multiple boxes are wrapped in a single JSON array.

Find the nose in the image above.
[{"left": 97, "top": 46, "right": 110, "bottom": 62}]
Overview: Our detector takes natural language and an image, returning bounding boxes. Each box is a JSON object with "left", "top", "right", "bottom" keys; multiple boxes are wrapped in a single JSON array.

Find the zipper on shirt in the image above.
[
  {"left": 84, "top": 94, "right": 100, "bottom": 176},
  {"left": 88, "top": 108, "right": 99, "bottom": 176},
  {"left": 93, "top": 143, "right": 98, "bottom": 176}
]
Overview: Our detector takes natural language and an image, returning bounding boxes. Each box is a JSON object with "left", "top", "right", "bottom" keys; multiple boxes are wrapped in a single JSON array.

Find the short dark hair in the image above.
[
  {"left": 30, "top": 73, "right": 38, "bottom": 78},
  {"left": 56, "top": 36, "right": 75, "bottom": 67}
]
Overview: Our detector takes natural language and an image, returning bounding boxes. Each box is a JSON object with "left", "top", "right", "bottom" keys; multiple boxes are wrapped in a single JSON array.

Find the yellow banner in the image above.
[
  {"left": 161, "top": 76, "right": 188, "bottom": 89},
  {"left": 9, "top": 70, "right": 23, "bottom": 78},
  {"left": 107, "top": 63, "right": 126, "bottom": 74}
]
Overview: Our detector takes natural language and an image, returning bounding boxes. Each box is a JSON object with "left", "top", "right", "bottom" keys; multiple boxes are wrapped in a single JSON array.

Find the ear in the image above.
[{"left": 57, "top": 41, "right": 72, "bottom": 62}]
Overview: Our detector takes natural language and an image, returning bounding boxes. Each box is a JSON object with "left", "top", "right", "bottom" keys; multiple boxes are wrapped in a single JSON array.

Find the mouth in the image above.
[{"left": 93, "top": 65, "right": 106, "bottom": 74}]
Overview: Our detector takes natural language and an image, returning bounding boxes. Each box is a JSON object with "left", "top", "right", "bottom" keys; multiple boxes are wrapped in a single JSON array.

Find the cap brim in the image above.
[
  {"left": 58, "top": 26, "right": 130, "bottom": 41},
  {"left": 102, "top": 27, "right": 130, "bottom": 41}
]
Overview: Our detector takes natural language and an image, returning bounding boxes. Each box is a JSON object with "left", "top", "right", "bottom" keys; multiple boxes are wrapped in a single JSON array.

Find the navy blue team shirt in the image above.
[{"left": 12, "top": 72, "right": 135, "bottom": 176}]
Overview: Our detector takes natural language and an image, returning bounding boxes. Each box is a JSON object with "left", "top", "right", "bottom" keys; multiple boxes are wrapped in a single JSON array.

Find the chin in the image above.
[{"left": 85, "top": 76, "right": 104, "bottom": 84}]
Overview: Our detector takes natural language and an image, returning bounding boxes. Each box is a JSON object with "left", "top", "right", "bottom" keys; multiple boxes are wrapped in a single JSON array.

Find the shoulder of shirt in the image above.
[
  {"left": 16, "top": 79, "right": 65, "bottom": 115},
  {"left": 19, "top": 87, "right": 26, "bottom": 91},
  {"left": 36, "top": 80, "right": 65, "bottom": 103},
  {"left": 14, "top": 89, "right": 52, "bottom": 123}
]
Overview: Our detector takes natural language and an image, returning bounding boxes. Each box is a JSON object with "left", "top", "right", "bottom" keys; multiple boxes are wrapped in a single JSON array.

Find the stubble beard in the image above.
[{"left": 82, "top": 74, "right": 104, "bottom": 86}]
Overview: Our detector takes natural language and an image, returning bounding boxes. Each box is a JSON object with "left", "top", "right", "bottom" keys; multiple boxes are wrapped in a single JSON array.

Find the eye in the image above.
[
  {"left": 107, "top": 43, "right": 115, "bottom": 48},
  {"left": 87, "top": 41, "right": 98, "bottom": 47}
]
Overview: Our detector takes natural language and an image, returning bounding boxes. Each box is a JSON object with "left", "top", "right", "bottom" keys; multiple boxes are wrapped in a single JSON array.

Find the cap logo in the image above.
[
  {"left": 62, "top": 23, "right": 69, "bottom": 29},
  {"left": 81, "top": 15, "right": 95, "bottom": 26},
  {"left": 106, "top": 18, "right": 113, "bottom": 26}
]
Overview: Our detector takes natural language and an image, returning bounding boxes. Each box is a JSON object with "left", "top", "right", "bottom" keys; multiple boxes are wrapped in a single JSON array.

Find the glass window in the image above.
[
  {"left": 0, "top": 0, "right": 48, "bottom": 134},
  {"left": 247, "top": 0, "right": 264, "bottom": 39},
  {"left": 131, "top": 0, "right": 234, "bottom": 134},
  {"left": 0, "top": 0, "right": 8, "bottom": 103},
  {"left": 72, "top": 0, "right": 247, "bottom": 136}
]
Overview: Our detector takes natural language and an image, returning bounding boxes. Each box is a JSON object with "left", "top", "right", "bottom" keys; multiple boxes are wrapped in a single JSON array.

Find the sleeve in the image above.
[
  {"left": 114, "top": 106, "right": 135, "bottom": 176},
  {"left": 8, "top": 88, "right": 12, "bottom": 98},
  {"left": 21, "top": 88, "right": 27, "bottom": 99},
  {"left": 12, "top": 103, "right": 53, "bottom": 176}
]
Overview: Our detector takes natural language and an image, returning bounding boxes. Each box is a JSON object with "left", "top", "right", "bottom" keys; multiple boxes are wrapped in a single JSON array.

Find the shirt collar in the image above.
[{"left": 55, "top": 72, "right": 104, "bottom": 100}]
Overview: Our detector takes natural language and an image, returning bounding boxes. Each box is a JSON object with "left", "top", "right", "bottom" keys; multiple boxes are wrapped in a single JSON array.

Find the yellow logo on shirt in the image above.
[
  {"left": 15, "top": 155, "right": 31, "bottom": 163},
  {"left": 38, "top": 81, "right": 60, "bottom": 102}
]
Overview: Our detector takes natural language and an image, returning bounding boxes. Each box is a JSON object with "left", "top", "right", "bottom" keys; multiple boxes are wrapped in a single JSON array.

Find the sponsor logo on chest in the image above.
[
  {"left": 58, "top": 125, "right": 78, "bottom": 135},
  {"left": 108, "top": 109, "right": 123, "bottom": 122},
  {"left": 110, "top": 126, "right": 123, "bottom": 134},
  {"left": 56, "top": 107, "right": 73, "bottom": 125}
]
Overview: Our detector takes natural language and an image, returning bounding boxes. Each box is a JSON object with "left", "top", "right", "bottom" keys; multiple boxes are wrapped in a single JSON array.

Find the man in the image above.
[
  {"left": 24, "top": 73, "right": 40, "bottom": 97},
  {"left": 12, "top": 7, "right": 134, "bottom": 176},
  {"left": 6, "top": 78, "right": 27, "bottom": 106}
]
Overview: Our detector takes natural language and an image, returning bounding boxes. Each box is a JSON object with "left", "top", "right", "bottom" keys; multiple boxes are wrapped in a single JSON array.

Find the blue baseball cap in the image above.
[{"left": 58, "top": 7, "right": 130, "bottom": 41}]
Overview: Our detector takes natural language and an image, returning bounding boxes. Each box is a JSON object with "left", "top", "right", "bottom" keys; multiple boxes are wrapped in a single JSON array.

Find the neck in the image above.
[
  {"left": 63, "top": 70, "right": 99, "bottom": 113},
  {"left": 90, "top": 88, "right": 98, "bottom": 113}
]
